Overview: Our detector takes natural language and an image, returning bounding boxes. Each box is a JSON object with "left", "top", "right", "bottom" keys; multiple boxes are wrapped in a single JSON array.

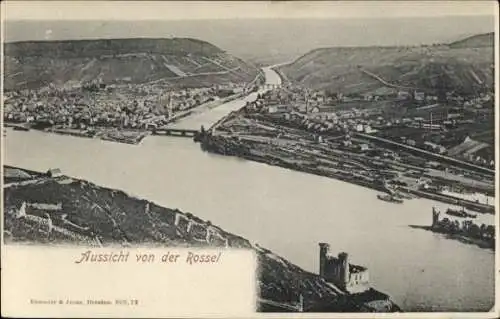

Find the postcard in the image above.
[{"left": 1, "top": 1, "right": 499, "bottom": 317}]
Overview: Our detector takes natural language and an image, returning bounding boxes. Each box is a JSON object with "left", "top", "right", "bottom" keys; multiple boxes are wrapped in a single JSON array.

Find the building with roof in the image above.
[
  {"left": 268, "top": 104, "right": 290, "bottom": 114},
  {"left": 447, "top": 136, "right": 490, "bottom": 158},
  {"left": 319, "top": 243, "right": 370, "bottom": 294},
  {"left": 414, "top": 91, "right": 425, "bottom": 101}
]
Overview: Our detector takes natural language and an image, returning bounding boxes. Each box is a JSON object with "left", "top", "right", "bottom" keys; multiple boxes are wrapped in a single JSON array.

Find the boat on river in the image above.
[
  {"left": 377, "top": 194, "right": 404, "bottom": 204},
  {"left": 446, "top": 207, "right": 477, "bottom": 219},
  {"left": 12, "top": 125, "right": 30, "bottom": 131},
  {"left": 383, "top": 182, "right": 413, "bottom": 200},
  {"left": 392, "top": 191, "right": 413, "bottom": 200}
]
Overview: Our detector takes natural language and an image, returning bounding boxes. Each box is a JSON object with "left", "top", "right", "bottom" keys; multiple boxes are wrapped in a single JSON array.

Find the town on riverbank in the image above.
[
  {"left": 196, "top": 74, "right": 495, "bottom": 217},
  {"left": 3, "top": 80, "right": 262, "bottom": 144},
  {"left": 3, "top": 37, "right": 265, "bottom": 145}
]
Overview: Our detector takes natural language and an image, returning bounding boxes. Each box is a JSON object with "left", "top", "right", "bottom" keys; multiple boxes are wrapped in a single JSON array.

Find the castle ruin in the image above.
[{"left": 319, "top": 243, "right": 370, "bottom": 294}]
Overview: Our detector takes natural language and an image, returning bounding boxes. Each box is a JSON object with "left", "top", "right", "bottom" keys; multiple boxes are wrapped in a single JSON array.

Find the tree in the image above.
[
  {"left": 469, "top": 224, "right": 480, "bottom": 239},
  {"left": 440, "top": 217, "right": 451, "bottom": 231},
  {"left": 462, "top": 220, "right": 472, "bottom": 233},
  {"left": 480, "top": 223, "right": 487, "bottom": 239},
  {"left": 485, "top": 225, "right": 495, "bottom": 239}
]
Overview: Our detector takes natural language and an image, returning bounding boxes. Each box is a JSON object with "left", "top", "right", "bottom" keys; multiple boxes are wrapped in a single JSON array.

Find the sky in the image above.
[
  {"left": 2, "top": 1, "right": 497, "bottom": 64},
  {"left": 3, "top": 1, "right": 498, "bottom": 21}
]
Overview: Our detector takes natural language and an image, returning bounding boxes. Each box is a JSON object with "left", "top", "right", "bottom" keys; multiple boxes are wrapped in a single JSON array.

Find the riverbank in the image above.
[
  {"left": 198, "top": 134, "right": 494, "bottom": 213},
  {"left": 2, "top": 89, "right": 252, "bottom": 146},
  {"left": 408, "top": 207, "right": 496, "bottom": 250},
  {"left": 3, "top": 165, "right": 401, "bottom": 313},
  {"left": 200, "top": 133, "right": 388, "bottom": 194},
  {"left": 409, "top": 225, "right": 495, "bottom": 250},
  {"left": 404, "top": 188, "right": 494, "bottom": 214},
  {"left": 197, "top": 109, "right": 495, "bottom": 214},
  {"left": 4, "top": 122, "right": 151, "bottom": 145},
  {"left": 164, "top": 90, "right": 251, "bottom": 126}
]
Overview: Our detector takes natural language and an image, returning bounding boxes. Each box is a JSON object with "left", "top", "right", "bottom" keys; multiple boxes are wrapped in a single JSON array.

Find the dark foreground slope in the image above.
[
  {"left": 3, "top": 166, "right": 399, "bottom": 312},
  {"left": 278, "top": 33, "right": 494, "bottom": 95},
  {"left": 4, "top": 38, "right": 260, "bottom": 90}
]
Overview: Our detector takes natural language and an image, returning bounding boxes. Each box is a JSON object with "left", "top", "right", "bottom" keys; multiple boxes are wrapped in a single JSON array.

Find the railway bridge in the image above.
[{"left": 153, "top": 127, "right": 199, "bottom": 138}]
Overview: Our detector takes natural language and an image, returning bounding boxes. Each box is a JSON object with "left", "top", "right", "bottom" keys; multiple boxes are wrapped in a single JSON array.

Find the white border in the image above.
[{"left": 0, "top": 1, "right": 498, "bottom": 318}]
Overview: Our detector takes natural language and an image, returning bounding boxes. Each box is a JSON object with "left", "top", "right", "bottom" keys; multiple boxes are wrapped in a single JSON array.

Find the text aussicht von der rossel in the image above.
[{"left": 74, "top": 250, "right": 222, "bottom": 264}]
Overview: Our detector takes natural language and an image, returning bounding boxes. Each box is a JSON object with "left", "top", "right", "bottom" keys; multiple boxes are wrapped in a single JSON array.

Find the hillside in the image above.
[
  {"left": 449, "top": 32, "right": 495, "bottom": 48},
  {"left": 278, "top": 33, "right": 494, "bottom": 95},
  {"left": 5, "top": 16, "right": 495, "bottom": 67},
  {"left": 4, "top": 38, "right": 260, "bottom": 90},
  {"left": 3, "top": 166, "right": 399, "bottom": 312}
]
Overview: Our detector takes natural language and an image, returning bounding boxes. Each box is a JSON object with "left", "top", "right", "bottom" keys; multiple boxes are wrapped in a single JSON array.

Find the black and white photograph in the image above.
[{"left": 1, "top": 0, "right": 498, "bottom": 315}]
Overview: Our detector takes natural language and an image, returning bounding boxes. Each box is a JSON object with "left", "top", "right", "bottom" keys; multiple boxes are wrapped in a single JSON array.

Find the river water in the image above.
[{"left": 3, "top": 67, "right": 495, "bottom": 312}]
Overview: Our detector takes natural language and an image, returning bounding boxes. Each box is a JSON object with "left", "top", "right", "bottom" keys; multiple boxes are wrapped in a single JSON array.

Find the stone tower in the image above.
[
  {"left": 319, "top": 243, "right": 330, "bottom": 278},
  {"left": 432, "top": 207, "right": 440, "bottom": 227},
  {"left": 338, "top": 252, "right": 350, "bottom": 286}
]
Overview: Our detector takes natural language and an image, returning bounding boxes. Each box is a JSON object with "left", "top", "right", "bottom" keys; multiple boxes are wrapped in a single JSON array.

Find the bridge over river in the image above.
[{"left": 152, "top": 128, "right": 199, "bottom": 137}]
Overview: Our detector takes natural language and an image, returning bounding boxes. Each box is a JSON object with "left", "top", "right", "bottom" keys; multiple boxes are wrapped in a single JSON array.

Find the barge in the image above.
[
  {"left": 445, "top": 207, "right": 477, "bottom": 219},
  {"left": 12, "top": 125, "right": 30, "bottom": 131},
  {"left": 377, "top": 194, "right": 404, "bottom": 204}
]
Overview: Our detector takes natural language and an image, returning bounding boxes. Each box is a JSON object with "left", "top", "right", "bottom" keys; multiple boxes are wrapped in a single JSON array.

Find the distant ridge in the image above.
[
  {"left": 448, "top": 32, "right": 495, "bottom": 48},
  {"left": 5, "top": 37, "right": 223, "bottom": 58},
  {"left": 4, "top": 37, "right": 259, "bottom": 90},
  {"left": 278, "top": 33, "right": 494, "bottom": 95}
]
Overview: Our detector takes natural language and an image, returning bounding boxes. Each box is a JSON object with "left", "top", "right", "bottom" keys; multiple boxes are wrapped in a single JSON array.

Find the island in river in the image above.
[
  {"left": 3, "top": 165, "right": 400, "bottom": 313},
  {"left": 409, "top": 207, "right": 495, "bottom": 250}
]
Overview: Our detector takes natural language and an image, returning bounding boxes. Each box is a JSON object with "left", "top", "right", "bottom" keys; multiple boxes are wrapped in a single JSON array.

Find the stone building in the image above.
[{"left": 319, "top": 243, "right": 370, "bottom": 294}]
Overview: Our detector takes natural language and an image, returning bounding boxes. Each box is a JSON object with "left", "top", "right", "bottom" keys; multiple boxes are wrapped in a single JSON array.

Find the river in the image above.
[
  {"left": 3, "top": 67, "right": 495, "bottom": 312},
  {"left": 168, "top": 67, "right": 280, "bottom": 130}
]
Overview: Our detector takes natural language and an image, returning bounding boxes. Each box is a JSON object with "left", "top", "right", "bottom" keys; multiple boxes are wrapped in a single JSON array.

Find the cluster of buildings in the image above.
[
  {"left": 255, "top": 83, "right": 492, "bottom": 110},
  {"left": 244, "top": 85, "right": 494, "bottom": 168},
  {"left": 3, "top": 81, "right": 245, "bottom": 131}
]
